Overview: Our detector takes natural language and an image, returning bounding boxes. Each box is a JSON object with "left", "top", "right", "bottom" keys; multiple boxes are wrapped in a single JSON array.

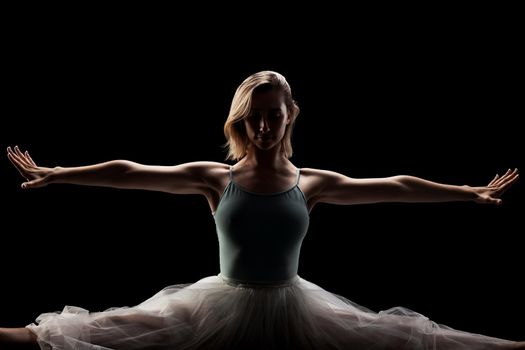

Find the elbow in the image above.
[
  {"left": 98, "top": 160, "right": 137, "bottom": 188},
  {"left": 106, "top": 160, "right": 135, "bottom": 177},
  {"left": 109, "top": 159, "right": 132, "bottom": 168},
  {"left": 390, "top": 175, "right": 414, "bottom": 193},
  {"left": 391, "top": 175, "right": 409, "bottom": 186}
]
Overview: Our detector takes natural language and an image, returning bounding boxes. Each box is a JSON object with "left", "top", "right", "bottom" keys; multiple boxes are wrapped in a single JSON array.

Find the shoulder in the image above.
[
  {"left": 181, "top": 161, "right": 230, "bottom": 176},
  {"left": 184, "top": 162, "right": 231, "bottom": 187},
  {"left": 299, "top": 167, "right": 346, "bottom": 181},
  {"left": 184, "top": 161, "right": 230, "bottom": 170},
  {"left": 299, "top": 166, "right": 360, "bottom": 190},
  {"left": 297, "top": 167, "right": 350, "bottom": 200}
]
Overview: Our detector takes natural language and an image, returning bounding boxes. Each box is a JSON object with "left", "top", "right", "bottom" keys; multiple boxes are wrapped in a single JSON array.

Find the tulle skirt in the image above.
[{"left": 27, "top": 273, "right": 516, "bottom": 350}]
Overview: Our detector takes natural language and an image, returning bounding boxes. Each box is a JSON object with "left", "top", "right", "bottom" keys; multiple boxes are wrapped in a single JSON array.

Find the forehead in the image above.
[{"left": 251, "top": 89, "right": 285, "bottom": 110}]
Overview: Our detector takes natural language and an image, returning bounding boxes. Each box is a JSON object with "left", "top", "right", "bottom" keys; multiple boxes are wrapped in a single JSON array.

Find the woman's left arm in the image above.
[{"left": 313, "top": 168, "right": 519, "bottom": 206}]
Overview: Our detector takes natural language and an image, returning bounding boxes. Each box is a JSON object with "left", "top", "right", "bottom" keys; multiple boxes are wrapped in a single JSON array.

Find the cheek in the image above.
[
  {"left": 244, "top": 121, "right": 258, "bottom": 135},
  {"left": 279, "top": 119, "right": 289, "bottom": 131}
]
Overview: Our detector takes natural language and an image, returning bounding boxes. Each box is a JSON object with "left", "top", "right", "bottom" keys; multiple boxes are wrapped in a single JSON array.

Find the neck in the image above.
[{"left": 241, "top": 144, "right": 288, "bottom": 169}]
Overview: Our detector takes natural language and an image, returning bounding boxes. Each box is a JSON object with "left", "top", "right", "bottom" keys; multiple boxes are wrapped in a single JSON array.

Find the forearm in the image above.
[
  {"left": 393, "top": 175, "right": 477, "bottom": 203},
  {"left": 50, "top": 160, "right": 135, "bottom": 188}
]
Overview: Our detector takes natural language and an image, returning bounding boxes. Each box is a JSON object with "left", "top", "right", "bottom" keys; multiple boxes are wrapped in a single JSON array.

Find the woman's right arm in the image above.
[{"left": 6, "top": 145, "right": 217, "bottom": 195}]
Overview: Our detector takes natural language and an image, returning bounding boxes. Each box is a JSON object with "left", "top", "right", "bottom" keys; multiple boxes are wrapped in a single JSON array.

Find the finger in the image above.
[
  {"left": 500, "top": 168, "right": 518, "bottom": 184},
  {"left": 492, "top": 173, "right": 505, "bottom": 187},
  {"left": 7, "top": 153, "right": 29, "bottom": 179},
  {"left": 14, "top": 145, "right": 27, "bottom": 160},
  {"left": 25, "top": 151, "right": 37, "bottom": 167},
  {"left": 497, "top": 172, "right": 519, "bottom": 195},
  {"left": 479, "top": 195, "right": 502, "bottom": 205},
  {"left": 488, "top": 174, "right": 499, "bottom": 187},
  {"left": 15, "top": 146, "right": 35, "bottom": 168},
  {"left": 487, "top": 198, "right": 503, "bottom": 205},
  {"left": 6, "top": 146, "right": 19, "bottom": 160},
  {"left": 7, "top": 152, "right": 27, "bottom": 171},
  {"left": 494, "top": 174, "right": 519, "bottom": 198},
  {"left": 13, "top": 146, "right": 33, "bottom": 168},
  {"left": 493, "top": 169, "right": 514, "bottom": 187},
  {"left": 22, "top": 178, "right": 45, "bottom": 189},
  {"left": 6, "top": 147, "right": 25, "bottom": 165},
  {"left": 7, "top": 149, "right": 29, "bottom": 169}
]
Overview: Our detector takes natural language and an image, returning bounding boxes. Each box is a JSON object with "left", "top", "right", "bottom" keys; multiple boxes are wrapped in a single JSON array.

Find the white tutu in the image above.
[{"left": 26, "top": 273, "right": 514, "bottom": 350}]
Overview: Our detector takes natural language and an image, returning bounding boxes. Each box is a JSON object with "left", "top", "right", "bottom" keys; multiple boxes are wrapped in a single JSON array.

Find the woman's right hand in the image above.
[{"left": 7, "top": 146, "right": 55, "bottom": 189}]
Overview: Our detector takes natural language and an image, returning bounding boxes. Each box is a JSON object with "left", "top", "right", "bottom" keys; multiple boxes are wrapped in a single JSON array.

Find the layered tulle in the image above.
[{"left": 27, "top": 274, "right": 515, "bottom": 350}]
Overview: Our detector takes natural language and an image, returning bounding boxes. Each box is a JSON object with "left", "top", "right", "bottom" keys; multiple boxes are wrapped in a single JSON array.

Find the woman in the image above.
[{"left": 2, "top": 71, "right": 523, "bottom": 349}]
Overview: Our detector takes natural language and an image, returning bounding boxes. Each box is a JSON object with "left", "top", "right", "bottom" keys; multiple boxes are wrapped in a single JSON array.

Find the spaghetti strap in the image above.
[
  {"left": 295, "top": 167, "right": 301, "bottom": 186},
  {"left": 229, "top": 165, "right": 233, "bottom": 182}
]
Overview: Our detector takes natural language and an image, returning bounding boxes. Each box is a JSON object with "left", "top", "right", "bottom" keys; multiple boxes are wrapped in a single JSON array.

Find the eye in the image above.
[{"left": 248, "top": 111, "right": 262, "bottom": 119}]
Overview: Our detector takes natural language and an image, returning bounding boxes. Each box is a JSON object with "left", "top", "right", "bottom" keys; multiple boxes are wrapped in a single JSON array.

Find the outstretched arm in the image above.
[
  {"left": 6, "top": 145, "right": 215, "bottom": 195},
  {"left": 310, "top": 168, "right": 519, "bottom": 206}
]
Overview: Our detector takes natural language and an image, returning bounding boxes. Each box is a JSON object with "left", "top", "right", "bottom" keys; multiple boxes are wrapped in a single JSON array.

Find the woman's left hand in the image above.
[{"left": 472, "top": 168, "right": 519, "bottom": 205}]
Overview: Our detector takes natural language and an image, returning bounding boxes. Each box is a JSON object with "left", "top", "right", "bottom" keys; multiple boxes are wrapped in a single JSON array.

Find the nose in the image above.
[{"left": 258, "top": 115, "right": 270, "bottom": 133}]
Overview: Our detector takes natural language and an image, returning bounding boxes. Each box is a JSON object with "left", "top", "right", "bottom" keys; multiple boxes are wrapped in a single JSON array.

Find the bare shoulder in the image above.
[
  {"left": 299, "top": 167, "right": 341, "bottom": 177},
  {"left": 183, "top": 161, "right": 229, "bottom": 169},
  {"left": 179, "top": 161, "right": 230, "bottom": 181},
  {"left": 299, "top": 167, "right": 345, "bottom": 184},
  {"left": 297, "top": 167, "right": 346, "bottom": 202},
  {"left": 191, "top": 162, "right": 230, "bottom": 214},
  {"left": 191, "top": 161, "right": 231, "bottom": 189}
]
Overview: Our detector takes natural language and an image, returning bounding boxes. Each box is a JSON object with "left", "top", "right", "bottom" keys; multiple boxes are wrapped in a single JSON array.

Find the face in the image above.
[{"left": 243, "top": 89, "right": 290, "bottom": 151}]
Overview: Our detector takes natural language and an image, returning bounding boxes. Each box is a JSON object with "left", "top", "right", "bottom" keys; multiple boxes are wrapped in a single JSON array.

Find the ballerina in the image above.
[{"left": 2, "top": 70, "right": 523, "bottom": 349}]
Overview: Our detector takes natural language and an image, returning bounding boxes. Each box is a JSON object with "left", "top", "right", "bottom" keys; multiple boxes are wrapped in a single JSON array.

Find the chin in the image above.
[
  {"left": 256, "top": 139, "right": 277, "bottom": 147},
  {"left": 249, "top": 136, "right": 282, "bottom": 150}
]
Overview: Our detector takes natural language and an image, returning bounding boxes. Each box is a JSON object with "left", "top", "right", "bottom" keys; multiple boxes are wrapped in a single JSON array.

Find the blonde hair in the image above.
[{"left": 223, "top": 71, "right": 300, "bottom": 161}]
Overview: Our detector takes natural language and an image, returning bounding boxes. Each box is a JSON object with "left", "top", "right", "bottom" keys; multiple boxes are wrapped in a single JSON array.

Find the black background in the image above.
[{"left": 1, "top": 5, "right": 523, "bottom": 341}]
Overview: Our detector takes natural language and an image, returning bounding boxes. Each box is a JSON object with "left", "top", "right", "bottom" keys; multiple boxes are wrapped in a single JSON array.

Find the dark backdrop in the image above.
[{"left": 1, "top": 6, "right": 523, "bottom": 342}]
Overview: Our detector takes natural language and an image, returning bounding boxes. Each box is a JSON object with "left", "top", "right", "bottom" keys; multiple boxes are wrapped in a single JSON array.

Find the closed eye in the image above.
[{"left": 249, "top": 109, "right": 283, "bottom": 119}]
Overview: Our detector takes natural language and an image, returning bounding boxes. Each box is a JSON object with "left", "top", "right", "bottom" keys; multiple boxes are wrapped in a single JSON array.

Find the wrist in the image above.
[
  {"left": 48, "top": 166, "right": 64, "bottom": 184},
  {"left": 462, "top": 185, "right": 479, "bottom": 202}
]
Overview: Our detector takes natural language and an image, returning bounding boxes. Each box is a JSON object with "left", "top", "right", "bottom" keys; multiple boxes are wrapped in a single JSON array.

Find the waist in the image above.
[{"left": 218, "top": 273, "right": 300, "bottom": 288}]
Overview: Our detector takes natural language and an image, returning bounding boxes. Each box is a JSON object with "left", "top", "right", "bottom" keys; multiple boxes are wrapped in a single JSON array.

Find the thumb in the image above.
[
  {"left": 486, "top": 197, "right": 502, "bottom": 205},
  {"left": 21, "top": 179, "right": 46, "bottom": 189}
]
